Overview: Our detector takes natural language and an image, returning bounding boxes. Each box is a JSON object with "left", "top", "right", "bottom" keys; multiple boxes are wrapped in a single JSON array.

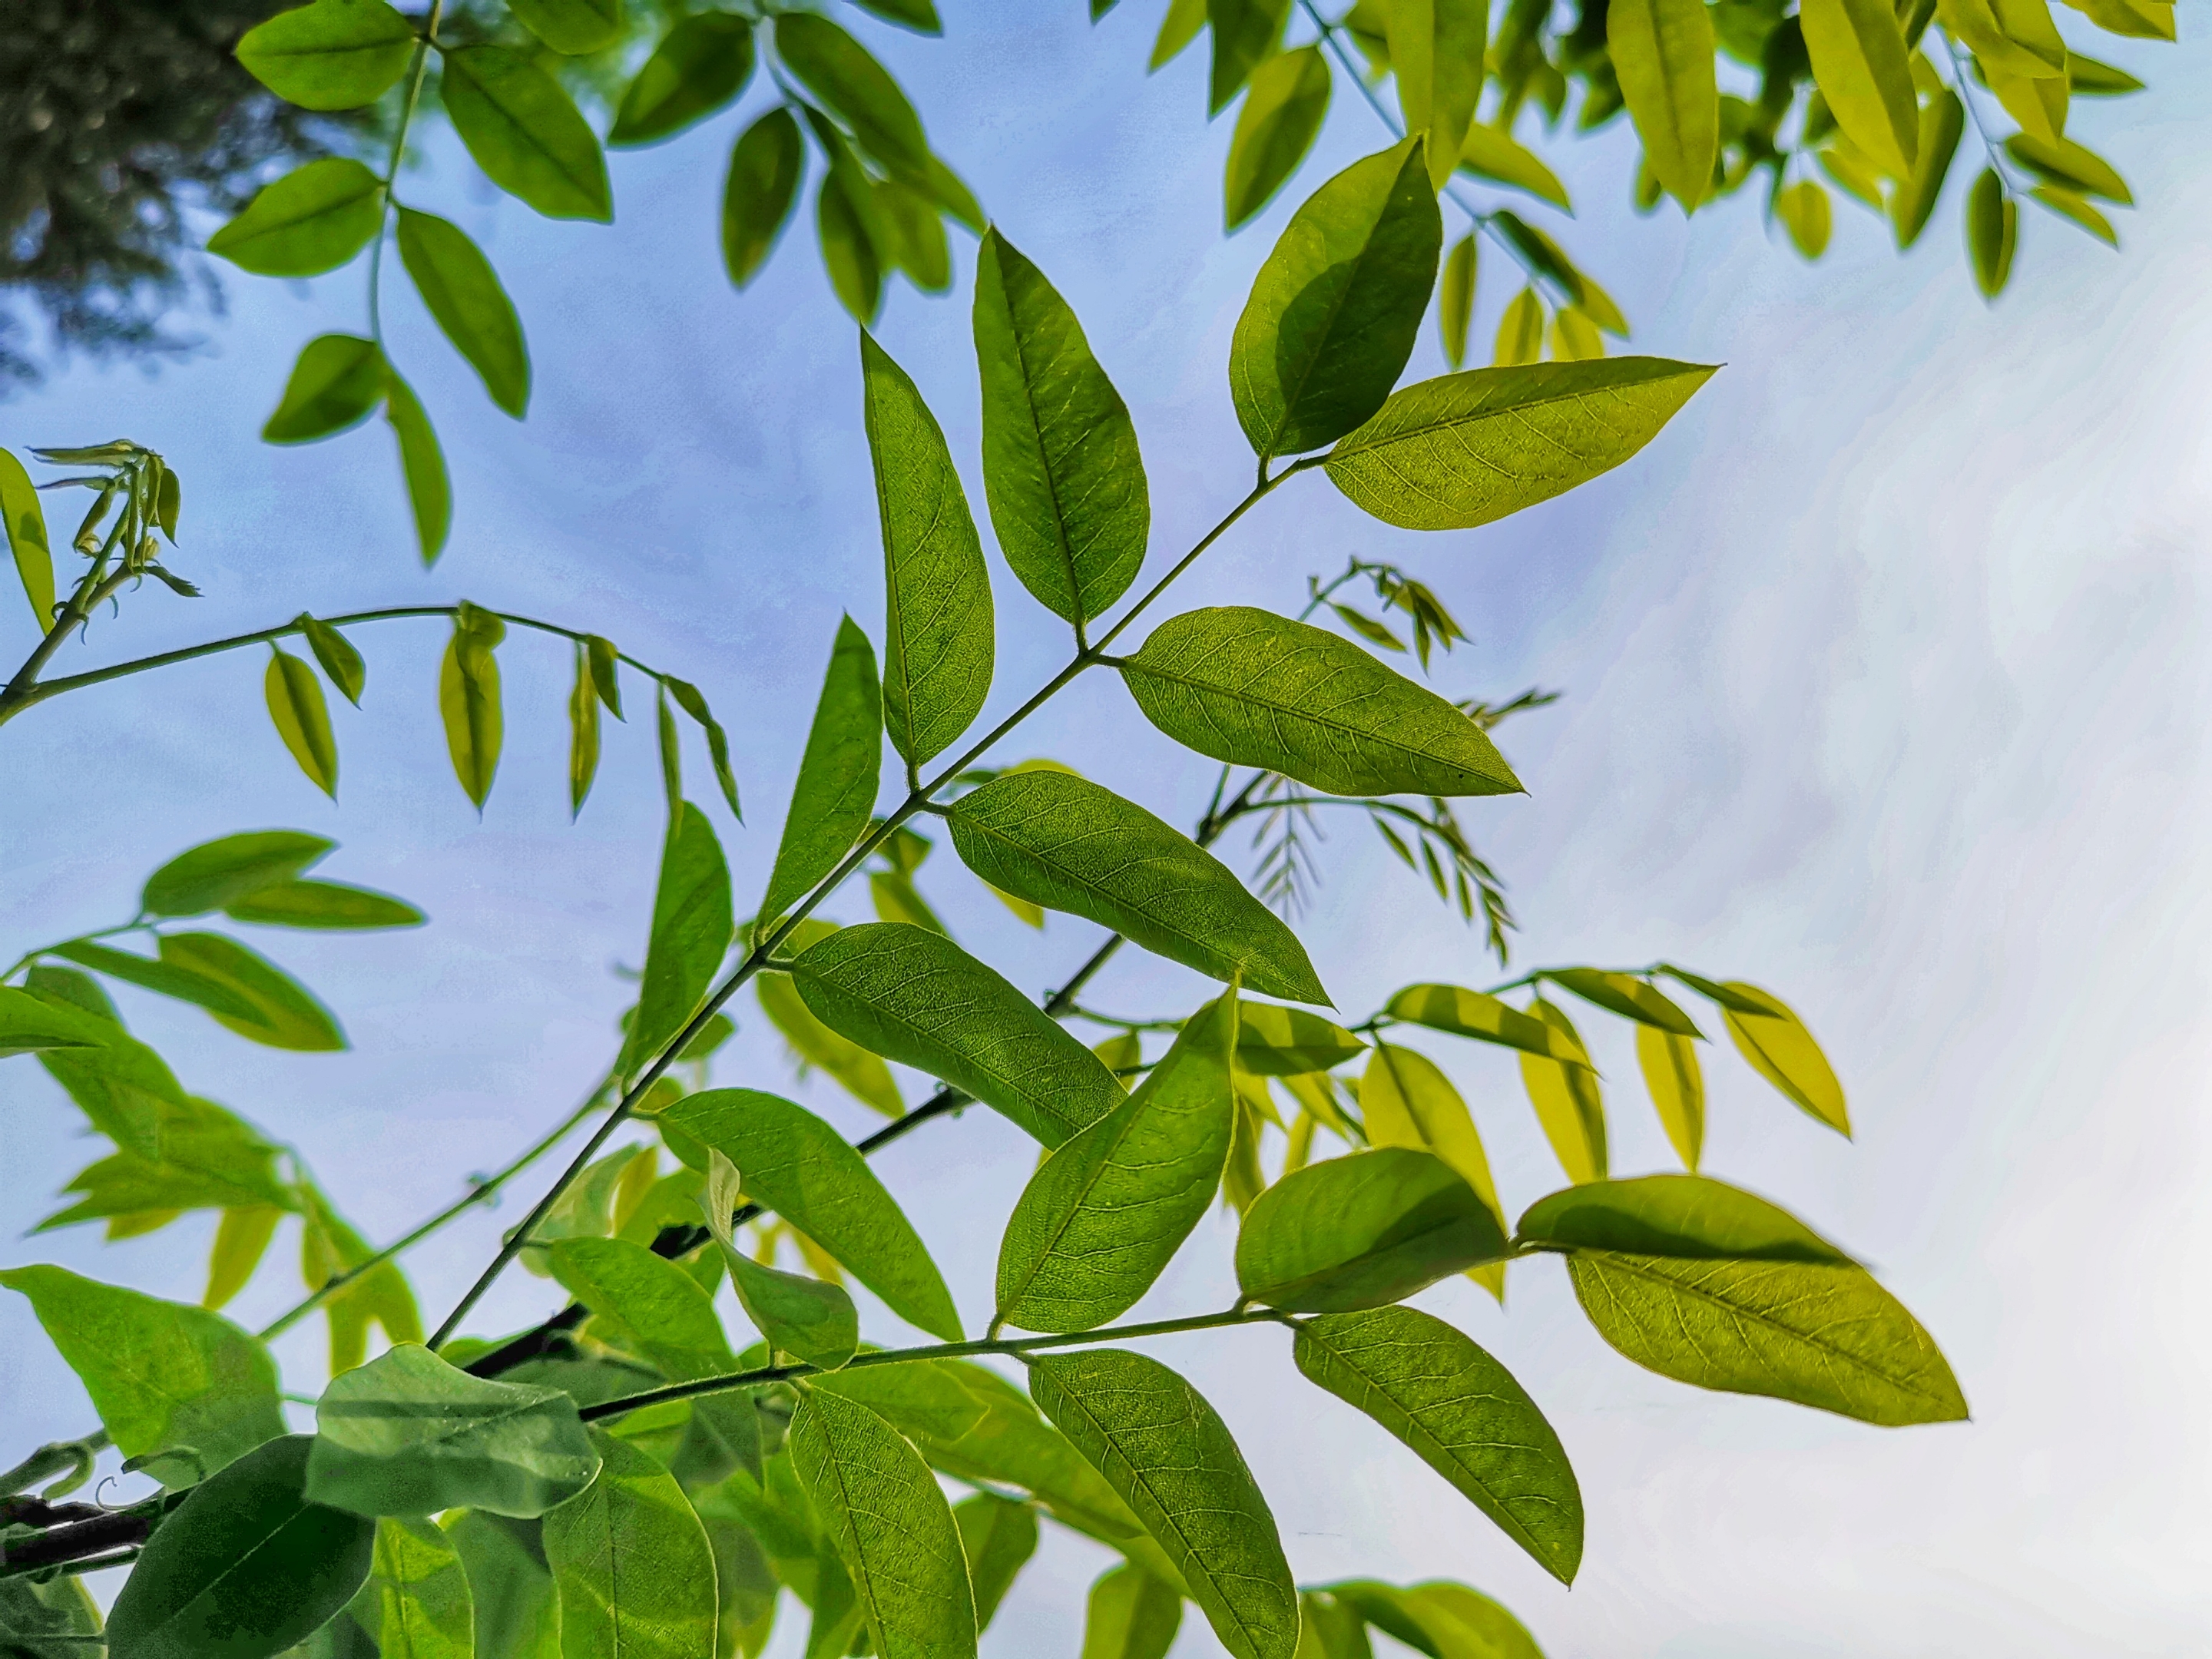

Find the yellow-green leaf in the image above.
[
  {"left": 439, "top": 604, "right": 504, "bottom": 810},
  {"left": 1518, "top": 999, "right": 1605, "bottom": 1184},
  {"left": 545, "top": 1429, "right": 719, "bottom": 1659},
  {"left": 1608, "top": 0, "right": 1719, "bottom": 210},
  {"left": 1799, "top": 0, "right": 1919, "bottom": 178},
  {"left": 1457, "top": 123, "right": 1569, "bottom": 209},
  {"left": 1635, "top": 1023, "right": 1704, "bottom": 1170},
  {"left": 267, "top": 645, "right": 339, "bottom": 798},
  {"left": 1966, "top": 167, "right": 2018, "bottom": 298},
  {"left": 1224, "top": 45, "right": 1333, "bottom": 229},
  {"left": 1718, "top": 982, "right": 1849, "bottom": 1134},
  {"left": 1, "top": 446, "right": 55, "bottom": 631},
  {"left": 1492, "top": 286, "right": 1543, "bottom": 366},
  {"left": 1438, "top": 232, "right": 1475, "bottom": 368},
  {"left": 1892, "top": 90, "right": 1963, "bottom": 247}
]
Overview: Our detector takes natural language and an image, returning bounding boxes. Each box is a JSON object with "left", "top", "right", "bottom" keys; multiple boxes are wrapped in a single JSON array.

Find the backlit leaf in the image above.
[
  {"left": 446, "top": 1512, "right": 561, "bottom": 1659},
  {"left": 1608, "top": 0, "right": 1719, "bottom": 209},
  {"left": 1081, "top": 1566, "right": 1182, "bottom": 1659},
  {"left": 664, "top": 678, "right": 742, "bottom": 820},
  {"left": 1383, "top": 985, "right": 1587, "bottom": 1064},
  {"left": 1892, "top": 90, "right": 1963, "bottom": 247},
  {"left": 397, "top": 209, "right": 530, "bottom": 416},
  {"left": 1716, "top": 982, "right": 1849, "bottom": 1134},
  {"left": 1229, "top": 140, "right": 1442, "bottom": 459},
  {"left": 1293, "top": 1306, "right": 1581, "bottom": 1582},
  {"left": 47, "top": 937, "right": 264, "bottom": 1024},
  {"left": 1492, "top": 287, "right": 1542, "bottom": 368},
  {"left": 972, "top": 229, "right": 1149, "bottom": 624},
  {"left": 267, "top": 644, "right": 339, "bottom": 797},
  {"left": 1800, "top": 0, "right": 1919, "bottom": 178},
  {"left": 297, "top": 613, "right": 366, "bottom": 704},
  {"left": 954, "top": 1494, "right": 1037, "bottom": 1633},
  {"left": 1323, "top": 358, "right": 1716, "bottom": 530},
  {"left": 545, "top": 1429, "right": 720, "bottom": 1659},
  {"left": 569, "top": 644, "right": 601, "bottom": 817},
  {"left": 382, "top": 369, "right": 452, "bottom": 565},
  {"left": 225, "top": 879, "right": 422, "bottom": 929},
  {"left": 818, "top": 166, "right": 882, "bottom": 323},
  {"left": 757, "top": 959, "right": 905, "bottom": 1118},
  {"left": 358, "top": 1516, "right": 473, "bottom": 1659},
  {"left": 1518, "top": 1174, "right": 1853, "bottom": 1263},
  {"left": 611, "top": 12, "right": 755, "bottom": 147},
  {"left": 306, "top": 1342, "right": 601, "bottom": 1518},
  {"left": 1966, "top": 167, "right": 2018, "bottom": 298},
  {"left": 1120, "top": 608, "right": 1520, "bottom": 797},
  {"left": 776, "top": 15, "right": 932, "bottom": 183},
  {"left": 996, "top": 992, "right": 1238, "bottom": 1333},
  {"left": 1224, "top": 45, "right": 1332, "bottom": 230},
  {"left": 863, "top": 330, "right": 993, "bottom": 767},
  {"left": 1207, "top": 0, "right": 1290, "bottom": 114},
  {"left": 762, "top": 618, "right": 882, "bottom": 925},
  {"left": 206, "top": 1204, "right": 285, "bottom": 1309},
  {"left": 625, "top": 801, "right": 732, "bottom": 1075},
  {"left": 441, "top": 45, "right": 612, "bottom": 221},
  {"left": 790, "top": 921, "right": 1121, "bottom": 1146},
  {"left": 301, "top": 1187, "right": 425, "bottom": 1376},
  {"left": 1029, "top": 1349, "right": 1298, "bottom": 1659},
  {"left": 508, "top": 0, "right": 622, "bottom": 56},
  {"left": 104, "top": 1435, "right": 375, "bottom": 1659},
  {"left": 1234, "top": 1002, "right": 1365, "bottom": 1075},
  {"left": 700, "top": 1153, "right": 859, "bottom": 1371},
  {"left": 161, "top": 930, "right": 347, "bottom": 1051},
  {"left": 1236, "top": 1149, "right": 1505, "bottom": 1311},
  {"left": 1542, "top": 968, "right": 1700, "bottom": 1035},
  {"left": 2008, "top": 133, "right": 2134, "bottom": 204},
  {"left": 949, "top": 770, "right": 1326, "bottom": 1002},
  {"left": 237, "top": 0, "right": 416, "bottom": 111},
  {"left": 1518, "top": 999, "right": 1605, "bottom": 1184},
  {"left": 264, "top": 333, "right": 384, "bottom": 445},
  {"left": 724, "top": 108, "right": 806, "bottom": 286},
  {"left": 207, "top": 158, "right": 384, "bottom": 276},
  {"left": 1389, "top": 0, "right": 1486, "bottom": 190},
  {"left": 1, "top": 445, "right": 55, "bottom": 631},
  {"left": 440, "top": 603, "right": 503, "bottom": 807},
  {"left": 29, "top": 1014, "right": 182, "bottom": 1158},
  {"left": 1438, "top": 233, "right": 1475, "bottom": 369},
  {"left": 1458, "top": 123, "right": 1570, "bottom": 208},
  {"left": 1634, "top": 1024, "right": 1704, "bottom": 1170}
]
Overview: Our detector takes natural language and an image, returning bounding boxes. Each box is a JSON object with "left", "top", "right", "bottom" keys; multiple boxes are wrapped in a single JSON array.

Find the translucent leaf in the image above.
[
  {"left": 382, "top": 369, "right": 452, "bottom": 565},
  {"left": 1517, "top": 999, "right": 1605, "bottom": 1184},
  {"left": 1634, "top": 1024, "right": 1704, "bottom": 1170},
  {"left": 1518, "top": 1173, "right": 1853, "bottom": 1263},
  {"left": 1, "top": 445, "right": 55, "bottom": 631},
  {"left": 28, "top": 1012, "right": 181, "bottom": 1157},
  {"left": 293, "top": 613, "right": 366, "bottom": 704},
  {"left": 664, "top": 677, "right": 742, "bottom": 820},
  {"left": 1383, "top": 985, "right": 1586, "bottom": 1063},
  {"left": 0, "top": 1263, "right": 286, "bottom": 1485},
  {"left": 1800, "top": 0, "right": 1919, "bottom": 178},
  {"left": 1325, "top": 356, "right": 1714, "bottom": 529},
  {"left": 1229, "top": 140, "right": 1442, "bottom": 459},
  {"left": 441, "top": 45, "right": 612, "bottom": 222},
  {"left": 662, "top": 1089, "right": 963, "bottom": 1340},
  {"left": 545, "top": 1429, "right": 720, "bottom": 1659},
  {"left": 1389, "top": 0, "right": 1485, "bottom": 190},
  {"left": 160, "top": 931, "right": 347, "bottom": 1051},
  {"left": 48, "top": 937, "right": 265, "bottom": 1023},
  {"left": 776, "top": 15, "right": 932, "bottom": 184},
  {"left": 569, "top": 643, "right": 601, "bottom": 818},
  {"left": 1568, "top": 1252, "right": 1969, "bottom": 1425},
  {"left": 1224, "top": 45, "right": 1333, "bottom": 230},
  {"left": 757, "top": 962, "right": 905, "bottom": 1118},
  {"left": 439, "top": 604, "right": 503, "bottom": 807},
  {"left": 2008, "top": 132, "right": 2134, "bottom": 204},
  {"left": 236, "top": 0, "right": 416, "bottom": 111},
  {"left": 996, "top": 992, "right": 1238, "bottom": 1333},
  {"left": 301, "top": 1188, "right": 426, "bottom": 1375},
  {"left": 1716, "top": 982, "right": 1849, "bottom": 1134},
  {"left": 263, "top": 334, "right": 385, "bottom": 445},
  {"left": 1773, "top": 178, "right": 1833, "bottom": 259},
  {"left": 1234, "top": 1002, "right": 1365, "bottom": 1075},
  {"left": 762, "top": 617, "right": 882, "bottom": 926},
  {"left": 1608, "top": 0, "right": 1719, "bottom": 209},
  {"left": 207, "top": 158, "right": 384, "bottom": 276},
  {"left": 104, "top": 1435, "right": 374, "bottom": 1659},
  {"left": 547, "top": 1236, "right": 737, "bottom": 1380},
  {"left": 357, "top": 1516, "right": 473, "bottom": 1659},
  {"left": 306, "top": 1343, "right": 601, "bottom": 1518},
  {"left": 396, "top": 209, "right": 530, "bottom": 416},
  {"left": 267, "top": 644, "right": 339, "bottom": 798},
  {"left": 1966, "top": 167, "right": 2018, "bottom": 299},
  {"left": 1938, "top": 0, "right": 2068, "bottom": 75},
  {"left": 790, "top": 921, "right": 1121, "bottom": 1147},
  {"left": 862, "top": 330, "right": 993, "bottom": 767},
  {"left": 1293, "top": 1306, "right": 1581, "bottom": 1582},
  {"left": 1457, "top": 124, "right": 1569, "bottom": 208},
  {"left": 1120, "top": 608, "right": 1520, "bottom": 798},
  {"left": 508, "top": 0, "right": 623, "bottom": 57},
  {"left": 724, "top": 108, "right": 806, "bottom": 288},
  {"left": 853, "top": 0, "right": 941, "bottom": 33},
  {"left": 1891, "top": 90, "right": 1963, "bottom": 248},
  {"left": 624, "top": 801, "right": 732, "bottom": 1075},
  {"left": 1150, "top": 0, "right": 1206, "bottom": 69},
  {"left": 1207, "top": 0, "right": 1290, "bottom": 114},
  {"left": 954, "top": 1494, "right": 1037, "bottom": 1633},
  {"left": 949, "top": 770, "right": 1325, "bottom": 1002},
  {"left": 611, "top": 12, "right": 755, "bottom": 147},
  {"left": 2029, "top": 183, "right": 2117, "bottom": 246},
  {"left": 1081, "top": 1565, "right": 1183, "bottom": 1659},
  {"left": 206, "top": 1204, "right": 284, "bottom": 1309},
  {"left": 1436, "top": 233, "right": 1475, "bottom": 369},
  {"left": 1326, "top": 1580, "right": 1545, "bottom": 1659},
  {"left": 1542, "top": 967, "right": 1700, "bottom": 1035},
  {"left": 1029, "top": 1349, "right": 1298, "bottom": 1659},
  {"left": 817, "top": 166, "right": 882, "bottom": 324},
  {"left": 972, "top": 230, "right": 1149, "bottom": 624},
  {"left": 144, "top": 831, "right": 333, "bottom": 919},
  {"left": 1236, "top": 1148, "right": 1505, "bottom": 1311}
]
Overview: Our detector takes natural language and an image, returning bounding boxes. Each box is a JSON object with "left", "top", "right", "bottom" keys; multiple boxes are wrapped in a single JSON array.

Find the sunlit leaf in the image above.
[
  {"left": 1518, "top": 1173, "right": 1853, "bottom": 1264},
  {"left": 441, "top": 45, "right": 612, "bottom": 221},
  {"left": 1966, "top": 167, "right": 2018, "bottom": 299},
  {"left": 1458, "top": 123, "right": 1569, "bottom": 208},
  {"left": 954, "top": 1494, "right": 1036, "bottom": 1633},
  {"left": 625, "top": 802, "right": 732, "bottom": 1075},
  {"left": 1542, "top": 968, "right": 1700, "bottom": 1035},
  {"left": 357, "top": 1515, "right": 473, "bottom": 1659},
  {"left": 1207, "top": 0, "right": 1290, "bottom": 114},
  {"left": 1389, "top": 0, "right": 1485, "bottom": 190},
  {"left": 1800, "top": 0, "right": 1919, "bottom": 178},
  {"left": 267, "top": 644, "right": 339, "bottom": 798},
  {"left": 776, "top": 15, "right": 932, "bottom": 183},
  {"left": 1224, "top": 45, "right": 1333, "bottom": 230},
  {"left": 1383, "top": 985, "right": 1587, "bottom": 1064},
  {"left": 237, "top": 0, "right": 417, "bottom": 111},
  {"left": 225, "top": 879, "right": 422, "bottom": 929},
  {"left": 1608, "top": 0, "right": 1719, "bottom": 209},
  {"left": 724, "top": 108, "right": 806, "bottom": 287},
  {"left": 757, "top": 958, "right": 905, "bottom": 1118},
  {"left": 1234, "top": 1002, "right": 1365, "bottom": 1075},
  {"left": 161, "top": 931, "right": 348, "bottom": 1051},
  {"left": 611, "top": 12, "right": 754, "bottom": 147},
  {"left": 264, "top": 334, "right": 385, "bottom": 445},
  {"left": 1081, "top": 1565, "right": 1183, "bottom": 1659},
  {"left": 207, "top": 158, "right": 384, "bottom": 276},
  {"left": 1, "top": 445, "right": 55, "bottom": 631},
  {"left": 508, "top": 0, "right": 621, "bottom": 55},
  {"left": 762, "top": 618, "right": 881, "bottom": 926},
  {"left": 545, "top": 1429, "right": 720, "bottom": 1659},
  {"left": 296, "top": 613, "right": 366, "bottom": 704},
  {"left": 1634, "top": 1023, "right": 1704, "bottom": 1170},
  {"left": 446, "top": 1512, "right": 561, "bottom": 1659},
  {"left": 1237, "top": 1148, "right": 1504, "bottom": 1311},
  {"left": 396, "top": 209, "right": 530, "bottom": 416},
  {"left": 1518, "top": 999, "right": 1605, "bottom": 1184},
  {"left": 382, "top": 369, "right": 452, "bottom": 565},
  {"left": 440, "top": 603, "right": 504, "bottom": 808}
]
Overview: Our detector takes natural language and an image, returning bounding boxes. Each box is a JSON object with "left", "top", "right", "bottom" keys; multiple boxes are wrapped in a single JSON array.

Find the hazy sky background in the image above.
[{"left": 4, "top": 6, "right": 2208, "bottom": 1654}]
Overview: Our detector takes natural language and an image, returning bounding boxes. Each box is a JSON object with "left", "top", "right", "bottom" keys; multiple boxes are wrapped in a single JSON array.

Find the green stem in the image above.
[
  {"left": 576, "top": 1305, "right": 1279, "bottom": 1422},
  {"left": 0, "top": 1433, "right": 108, "bottom": 1501},
  {"left": 1936, "top": 28, "right": 2021, "bottom": 192},
  {"left": 0, "top": 565, "right": 137, "bottom": 724},
  {"left": 369, "top": 1, "right": 446, "bottom": 348}
]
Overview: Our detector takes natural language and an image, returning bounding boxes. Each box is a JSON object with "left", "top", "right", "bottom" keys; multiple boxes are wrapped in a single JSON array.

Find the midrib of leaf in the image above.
[
  {"left": 1130, "top": 648, "right": 1452, "bottom": 773},
  {"left": 1264, "top": 190, "right": 1402, "bottom": 457},
  {"left": 1590, "top": 1253, "right": 1949, "bottom": 1405},
  {"left": 1000, "top": 286, "right": 1081, "bottom": 606},
  {"left": 956, "top": 813, "right": 1218, "bottom": 969},
  {"left": 810, "top": 1409, "right": 891, "bottom": 1655},
  {"left": 1336, "top": 379, "right": 1663, "bottom": 463},
  {"left": 474, "top": 59, "right": 597, "bottom": 203},
  {"left": 999, "top": 1103, "right": 1147, "bottom": 1318},
  {"left": 154, "top": 1502, "right": 312, "bottom": 1649},
  {"left": 1298, "top": 1324, "right": 1548, "bottom": 1563}
]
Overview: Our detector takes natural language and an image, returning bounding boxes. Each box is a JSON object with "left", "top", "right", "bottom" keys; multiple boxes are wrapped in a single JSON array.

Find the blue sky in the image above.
[{"left": 5, "top": 7, "right": 2209, "bottom": 1654}]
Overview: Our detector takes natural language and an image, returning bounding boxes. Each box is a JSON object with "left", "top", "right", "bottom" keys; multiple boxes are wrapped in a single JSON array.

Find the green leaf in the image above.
[
  {"left": 1323, "top": 356, "right": 1714, "bottom": 530},
  {"left": 1151, "top": 0, "right": 1207, "bottom": 68},
  {"left": 160, "top": 931, "right": 348, "bottom": 1051},
  {"left": 264, "top": 334, "right": 385, "bottom": 445},
  {"left": 817, "top": 167, "right": 883, "bottom": 324},
  {"left": 625, "top": 801, "right": 733, "bottom": 1074},
  {"left": 1389, "top": 0, "right": 1486, "bottom": 191},
  {"left": 1233, "top": 1002, "right": 1365, "bottom": 1075},
  {"left": 106, "top": 1435, "right": 376, "bottom": 1659},
  {"left": 439, "top": 604, "right": 504, "bottom": 808},
  {"left": 948, "top": 770, "right": 1325, "bottom": 1002},
  {"left": 853, "top": 0, "right": 942, "bottom": 32},
  {"left": 1715, "top": 981, "right": 1849, "bottom": 1134},
  {"left": 972, "top": 229, "right": 1149, "bottom": 625},
  {"left": 293, "top": 613, "right": 366, "bottom": 704},
  {"left": 568, "top": 644, "right": 601, "bottom": 817},
  {"left": 0, "top": 1568, "right": 103, "bottom": 1659},
  {"left": 144, "top": 830, "right": 334, "bottom": 918},
  {"left": 2067, "top": 51, "right": 2144, "bottom": 92},
  {"left": 356, "top": 1516, "right": 473, "bottom": 1659},
  {"left": 19, "top": 962, "right": 118, "bottom": 1024},
  {"left": 1458, "top": 124, "right": 1570, "bottom": 209},
  {"left": 1081, "top": 1566, "right": 1183, "bottom": 1659},
  {"left": 862, "top": 330, "right": 994, "bottom": 767},
  {"left": 1492, "top": 287, "right": 1542, "bottom": 368},
  {"left": 1774, "top": 179, "right": 1832, "bottom": 260},
  {"left": 381, "top": 369, "right": 452, "bottom": 565},
  {"left": 225, "top": 878, "right": 422, "bottom": 929},
  {"left": 1, "top": 446, "right": 55, "bottom": 631},
  {"left": 440, "top": 45, "right": 612, "bottom": 221},
  {"left": 1207, "top": 0, "right": 1290, "bottom": 114},
  {"left": 762, "top": 618, "right": 882, "bottom": 924},
  {"left": 545, "top": 1429, "right": 720, "bottom": 1659},
  {"left": 724, "top": 107, "right": 806, "bottom": 286},
  {"left": 236, "top": 0, "right": 417, "bottom": 111},
  {"left": 1119, "top": 608, "right": 1520, "bottom": 798},
  {"left": 790, "top": 1386, "right": 979, "bottom": 1659},
  {"left": 1541, "top": 968, "right": 1700, "bottom": 1035},
  {"left": 31, "top": 1018, "right": 182, "bottom": 1159},
  {"left": 1235, "top": 1148, "right": 1506, "bottom": 1312},
  {"left": 267, "top": 644, "right": 340, "bottom": 797},
  {"left": 1224, "top": 45, "right": 1333, "bottom": 230},
  {"left": 698, "top": 1153, "right": 859, "bottom": 1370},
  {"left": 1518, "top": 999, "right": 1605, "bottom": 1184},
  {"left": 301, "top": 1188, "right": 426, "bottom": 1376},
  {"left": 1293, "top": 1305, "right": 1581, "bottom": 1583},
  {"left": 2029, "top": 183, "right": 2118, "bottom": 247},
  {"left": 996, "top": 991, "right": 1239, "bottom": 1333},
  {"left": 206, "top": 1205, "right": 285, "bottom": 1308},
  {"left": 1327, "top": 1581, "right": 1544, "bottom": 1659},
  {"left": 1229, "top": 139, "right": 1442, "bottom": 459},
  {"left": 776, "top": 15, "right": 931, "bottom": 183},
  {"left": 1289, "top": 1590, "right": 1365, "bottom": 1659},
  {"left": 954, "top": 1494, "right": 1036, "bottom": 1632},
  {"left": 35, "top": 1094, "right": 291, "bottom": 1235},
  {"left": 47, "top": 937, "right": 264, "bottom": 1023},
  {"left": 1966, "top": 167, "right": 2018, "bottom": 299},
  {"left": 1029, "top": 1349, "right": 1298, "bottom": 1659},
  {"left": 664, "top": 677, "right": 743, "bottom": 820},
  {"left": 1, "top": 1264, "right": 286, "bottom": 1485},
  {"left": 395, "top": 209, "right": 530, "bottom": 417},
  {"left": 447, "top": 1513, "right": 561, "bottom": 1659},
  {"left": 1518, "top": 1174, "right": 1853, "bottom": 1263},
  {"left": 1567, "top": 1251, "right": 1969, "bottom": 1425},
  {"left": 306, "top": 1343, "right": 601, "bottom": 1518},
  {"left": 1634, "top": 1023, "right": 1704, "bottom": 1170},
  {"left": 609, "top": 12, "right": 753, "bottom": 147},
  {"left": 1608, "top": 0, "right": 1719, "bottom": 209},
  {"left": 790, "top": 921, "right": 1121, "bottom": 1146},
  {"left": 1385, "top": 984, "right": 1588, "bottom": 1062},
  {"left": 2008, "top": 133, "right": 2134, "bottom": 204},
  {"left": 508, "top": 0, "right": 622, "bottom": 55},
  {"left": 661, "top": 1088, "right": 964, "bottom": 1340},
  {"left": 584, "top": 634, "right": 624, "bottom": 718},
  {"left": 548, "top": 1235, "right": 737, "bottom": 1377},
  {"left": 207, "top": 158, "right": 384, "bottom": 276},
  {"left": 1891, "top": 88, "right": 1963, "bottom": 248},
  {"left": 1356, "top": 1044, "right": 1505, "bottom": 1300},
  {"left": 757, "top": 963, "right": 905, "bottom": 1118},
  {"left": 1800, "top": 0, "right": 1919, "bottom": 179}
]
